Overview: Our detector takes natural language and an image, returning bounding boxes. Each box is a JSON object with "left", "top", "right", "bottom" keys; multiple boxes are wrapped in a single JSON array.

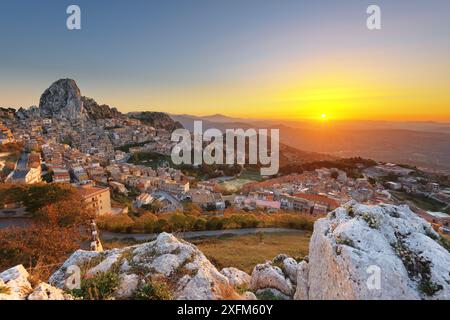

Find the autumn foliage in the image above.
[{"left": 0, "top": 183, "right": 91, "bottom": 281}]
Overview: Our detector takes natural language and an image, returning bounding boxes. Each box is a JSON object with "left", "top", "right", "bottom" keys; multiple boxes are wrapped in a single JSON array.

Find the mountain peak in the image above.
[
  {"left": 38, "top": 79, "right": 121, "bottom": 121},
  {"left": 39, "top": 78, "right": 85, "bottom": 120}
]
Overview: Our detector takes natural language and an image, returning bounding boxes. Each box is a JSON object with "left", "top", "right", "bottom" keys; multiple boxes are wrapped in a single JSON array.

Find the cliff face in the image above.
[
  {"left": 39, "top": 79, "right": 86, "bottom": 120},
  {"left": 38, "top": 79, "right": 122, "bottom": 121}
]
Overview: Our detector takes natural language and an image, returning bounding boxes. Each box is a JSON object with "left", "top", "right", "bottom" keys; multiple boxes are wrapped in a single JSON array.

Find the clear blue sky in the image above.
[{"left": 1, "top": 0, "right": 449, "bottom": 120}]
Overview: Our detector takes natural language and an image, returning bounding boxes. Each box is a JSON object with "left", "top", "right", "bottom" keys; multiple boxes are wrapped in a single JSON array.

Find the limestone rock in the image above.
[
  {"left": 49, "top": 250, "right": 101, "bottom": 288},
  {"left": 38, "top": 79, "right": 121, "bottom": 121},
  {"left": 49, "top": 233, "right": 239, "bottom": 300},
  {"left": 0, "top": 265, "right": 32, "bottom": 300},
  {"left": 220, "top": 267, "right": 251, "bottom": 288},
  {"left": 250, "top": 262, "right": 294, "bottom": 296},
  {"left": 241, "top": 291, "right": 257, "bottom": 300},
  {"left": 293, "top": 261, "right": 309, "bottom": 300},
  {"left": 301, "top": 202, "right": 450, "bottom": 300},
  {"left": 114, "top": 274, "right": 140, "bottom": 299},
  {"left": 282, "top": 258, "right": 298, "bottom": 284},
  {"left": 39, "top": 79, "right": 86, "bottom": 121},
  {"left": 28, "top": 282, "right": 72, "bottom": 300},
  {"left": 86, "top": 252, "right": 121, "bottom": 277}
]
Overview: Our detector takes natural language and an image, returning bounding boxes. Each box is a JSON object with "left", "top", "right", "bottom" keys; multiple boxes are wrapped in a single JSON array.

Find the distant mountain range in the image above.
[{"left": 172, "top": 114, "right": 450, "bottom": 173}]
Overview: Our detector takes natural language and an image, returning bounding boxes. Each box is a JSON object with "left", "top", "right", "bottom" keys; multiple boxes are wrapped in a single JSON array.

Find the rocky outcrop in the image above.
[
  {"left": 0, "top": 107, "right": 16, "bottom": 119},
  {"left": 128, "top": 112, "right": 183, "bottom": 131},
  {"left": 15, "top": 106, "right": 40, "bottom": 120},
  {"left": 294, "top": 202, "right": 450, "bottom": 300},
  {"left": 81, "top": 96, "right": 122, "bottom": 120},
  {"left": 28, "top": 282, "right": 72, "bottom": 300},
  {"left": 38, "top": 79, "right": 122, "bottom": 121},
  {"left": 49, "top": 233, "right": 241, "bottom": 300},
  {"left": 0, "top": 265, "right": 32, "bottom": 300},
  {"left": 39, "top": 79, "right": 86, "bottom": 120},
  {"left": 220, "top": 267, "right": 251, "bottom": 288},
  {"left": 293, "top": 261, "right": 309, "bottom": 300},
  {"left": 250, "top": 260, "right": 295, "bottom": 297},
  {"left": 2, "top": 203, "right": 448, "bottom": 300},
  {"left": 0, "top": 265, "right": 70, "bottom": 300}
]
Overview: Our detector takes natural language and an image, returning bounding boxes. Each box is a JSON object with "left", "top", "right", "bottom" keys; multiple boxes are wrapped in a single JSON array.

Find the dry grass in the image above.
[{"left": 191, "top": 231, "right": 311, "bottom": 274}]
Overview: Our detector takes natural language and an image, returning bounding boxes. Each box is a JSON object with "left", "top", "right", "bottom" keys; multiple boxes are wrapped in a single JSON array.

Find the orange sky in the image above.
[{"left": 1, "top": 1, "right": 449, "bottom": 122}]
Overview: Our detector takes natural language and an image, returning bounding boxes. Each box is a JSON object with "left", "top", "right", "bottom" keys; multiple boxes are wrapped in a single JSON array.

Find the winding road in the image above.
[
  {"left": 0, "top": 218, "right": 306, "bottom": 242},
  {"left": 100, "top": 227, "right": 306, "bottom": 242}
]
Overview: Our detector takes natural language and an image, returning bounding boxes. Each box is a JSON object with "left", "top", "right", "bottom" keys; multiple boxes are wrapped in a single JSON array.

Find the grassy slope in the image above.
[{"left": 191, "top": 231, "right": 311, "bottom": 274}]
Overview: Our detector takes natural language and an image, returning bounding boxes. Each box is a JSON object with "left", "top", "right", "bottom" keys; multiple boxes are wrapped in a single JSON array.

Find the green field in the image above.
[
  {"left": 219, "top": 169, "right": 263, "bottom": 192},
  {"left": 191, "top": 232, "right": 311, "bottom": 274},
  {"left": 238, "top": 169, "right": 264, "bottom": 181},
  {"left": 220, "top": 178, "right": 254, "bottom": 193},
  {"left": 103, "top": 232, "right": 311, "bottom": 274}
]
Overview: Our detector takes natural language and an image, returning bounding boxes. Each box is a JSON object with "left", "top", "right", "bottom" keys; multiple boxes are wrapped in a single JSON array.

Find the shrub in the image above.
[
  {"left": 96, "top": 214, "right": 135, "bottom": 233},
  {"left": 0, "top": 224, "right": 82, "bottom": 282},
  {"left": 255, "top": 290, "right": 284, "bottom": 300},
  {"left": 0, "top": 285, "right": 11, "bottom": 295},
  {"left": 133, "top": 213, "right": 158, "bottom": 233},
  {"left": 134, "top": 280, "right": 173, "bottom": 300},
  {"left": 418, "top": 280, "right": 443, "bottom": 297},
  {"left": 438, "top": 235, "right": 450, "bottom": 253},
  {"left": 71, "top": 271, "right": 120, "bottom": 300}
]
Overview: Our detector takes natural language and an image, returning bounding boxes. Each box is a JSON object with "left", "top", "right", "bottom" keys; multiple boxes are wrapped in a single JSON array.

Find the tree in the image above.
[
  {"left": 0, "top": 183, "right": 92, "bottom": 282},
  {"left": 20, "top": 183, "right": 92, "bottom": 226},
  {"left": 0, "top": 224, "right": 83, "bottom": 281}
]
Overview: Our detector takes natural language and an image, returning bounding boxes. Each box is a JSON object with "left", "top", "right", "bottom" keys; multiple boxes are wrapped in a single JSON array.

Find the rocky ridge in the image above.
[
  {"left": 1, "top": 79, "right": 182, "bottom": 131},
  {"left": 128, "top": 111, "right": 183, "bottom": 131}
]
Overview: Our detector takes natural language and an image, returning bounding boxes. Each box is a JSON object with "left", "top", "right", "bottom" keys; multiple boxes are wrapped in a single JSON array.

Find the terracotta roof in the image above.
[
  {"left": 292, "top": 193, "right": 339, "bottom": 208},
  {"left": 77, "top": 186, "right": 109, "bottom": 199}
]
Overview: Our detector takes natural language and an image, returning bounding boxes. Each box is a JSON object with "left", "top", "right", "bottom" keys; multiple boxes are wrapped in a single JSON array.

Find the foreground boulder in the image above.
[
  {"left": 0, "top": 265, "right": 32, "bottom": 300},
  {"left": 296, "top": 202, "right": 450, "bottom": 300},
  {"left": 49, "top": 233, "right": 241, "bottom": 300},
  {"left": 220, "top": 267, "right": 251, "bottom": 288},
  {"left": 0, "top": 265, "right": 70, "bottom": 300},
  {"left": 250, "top": 260, "right": 295, "bottom": 297}
]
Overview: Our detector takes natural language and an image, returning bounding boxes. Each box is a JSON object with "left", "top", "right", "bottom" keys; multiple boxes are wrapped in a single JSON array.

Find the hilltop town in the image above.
[
  {"left": 1, "top": 79, "right": 450, "bottom": 301},
  {"left": 1, "top": 79, "right": 449, "bottom": 234}
]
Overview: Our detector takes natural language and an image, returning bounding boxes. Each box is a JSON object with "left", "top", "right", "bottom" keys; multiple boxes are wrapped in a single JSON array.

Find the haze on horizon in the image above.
[{"left": 1, "top": 0, "right": 449, "bottom": 122}]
